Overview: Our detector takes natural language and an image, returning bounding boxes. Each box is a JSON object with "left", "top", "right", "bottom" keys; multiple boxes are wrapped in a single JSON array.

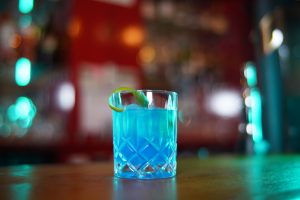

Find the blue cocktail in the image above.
[{"left": 110, "top": 89, "right": 178, "bottom": 179}]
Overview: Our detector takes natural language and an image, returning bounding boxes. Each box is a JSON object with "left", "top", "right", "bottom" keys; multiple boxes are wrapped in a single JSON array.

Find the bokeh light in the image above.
[
  {"left": 19, "top": 0, "right": 34, "bottom": 14},
  {"left": 206, "top": 89, "right": 242, "bottom": 118},
  {"left": 244, "top": 62, "right": 257, "bottom": 87},
  {"left": 121, "top": 25, "right": 144, "bottom": 47},
  {"left": 270, "top": 29, "right": 284, "bottom": 49},
  {"left": 7, "top": 96, "right": 37, "bottom": 130},
  {"left": 56, "top": 82, "right": 75, "bottom": 111},
  {"left": 10, "top": 34, "right": 22, "bottom": 49},
  {"left": 139, "top": 45, "right": 156, "bottom": 64},
  {"left": 15, "top": 57, "right": 31, "bottom": 87},
  {"left": 68, "top": 18, "right": 81, "bottom": 38},
  {"left": 19, "top": 15, "right": 32, "bottom": 29}
]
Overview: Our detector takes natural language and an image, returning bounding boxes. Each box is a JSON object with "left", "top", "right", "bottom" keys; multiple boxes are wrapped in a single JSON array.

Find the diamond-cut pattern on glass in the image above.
[{"left": 114, "top": 133, "right": 176, "bottom": 178}]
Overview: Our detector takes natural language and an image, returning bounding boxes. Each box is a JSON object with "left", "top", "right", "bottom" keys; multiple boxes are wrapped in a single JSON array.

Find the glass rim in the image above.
[{"left": 117, "top": 89, "right": 177, "bottom": 96}]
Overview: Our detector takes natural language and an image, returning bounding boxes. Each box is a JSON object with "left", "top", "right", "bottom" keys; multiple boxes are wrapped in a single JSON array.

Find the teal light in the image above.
[
  {"left": 6, "top": 97, "right": 37, "bottom": 131},
  {"left": 244, "top": 62, "right": 257, "bottom": 87},
  {"left": 16, "top": 97, "right": 33, "bottom": 119},
  {"left": 247, "top": 88, "right": 268, "bottom": 154},
  {"left": 15, "top": 57, "right": 31, "bottom": 86},
  {"left": 244, "top": 62, "right": 269, "bottom": 154},
  {"left": 19, "top": 118, "right": 32, "bottom": 129},
  {"left": 19, "top": 0, "right": 34, "bottom": 14},
  {"left": 250, "top": 89, "right": 263, "bottom": 143},
  {"left": 19, "top": 15, "right": 32, "bottom": 29},
  {"left": 7, "top": 105, "right": 18, "bottom": 122},
  {"left": 10, "top": 165, "right": 32, "bottom": 200},
  {"left": 247, "top": 106, "right": 252, "bottom": 123}
]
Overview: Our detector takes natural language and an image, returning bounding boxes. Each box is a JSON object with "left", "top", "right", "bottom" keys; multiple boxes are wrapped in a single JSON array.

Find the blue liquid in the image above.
[{"left": 113, "top": 105, "right": 177, "bottom": 179}]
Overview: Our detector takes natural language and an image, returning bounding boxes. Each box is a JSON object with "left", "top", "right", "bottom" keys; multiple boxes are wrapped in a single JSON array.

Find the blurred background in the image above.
[{"left": 0, "top": 0, "right": 299, "bottom": 166}]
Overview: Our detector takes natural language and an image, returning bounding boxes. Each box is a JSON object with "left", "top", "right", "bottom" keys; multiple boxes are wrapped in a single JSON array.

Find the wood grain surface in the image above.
[{"left": 1, "top": 156, "right": 300, "bottom": 200}]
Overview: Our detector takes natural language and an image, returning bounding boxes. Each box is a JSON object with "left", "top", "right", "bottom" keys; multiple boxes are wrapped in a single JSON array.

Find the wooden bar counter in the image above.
[{"left": 1, "top": 156, "right": 300, "bottom": 199}]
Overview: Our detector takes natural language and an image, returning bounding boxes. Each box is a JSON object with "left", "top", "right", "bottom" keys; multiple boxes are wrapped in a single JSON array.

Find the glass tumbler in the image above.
[{"left": 110, "top": 90, "right": 178, "bottom": 179}]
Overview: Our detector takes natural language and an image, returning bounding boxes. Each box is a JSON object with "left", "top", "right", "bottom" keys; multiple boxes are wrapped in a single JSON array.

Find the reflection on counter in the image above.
[{"left": 113, "top": 177, "right": 176, "bottom": 200}]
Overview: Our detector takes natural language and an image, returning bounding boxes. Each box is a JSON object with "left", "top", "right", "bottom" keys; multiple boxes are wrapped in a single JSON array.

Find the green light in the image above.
[
  {"left": 19, "top": 0, "right": 34, "bottom": 14},
  {"left": 244, "top": 62, "right": 257, "bottom": 87},
  {"left": 15, "top": 57, "right": 31, "bottom": 86}
]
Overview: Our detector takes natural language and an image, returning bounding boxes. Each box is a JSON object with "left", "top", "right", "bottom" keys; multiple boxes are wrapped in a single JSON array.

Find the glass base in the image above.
[
  {"left": 114, "top": 162, "right": 176, "bottom": 179},
  {"left": 115, "top": 171, "right": 176, "bottom": 179}
]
